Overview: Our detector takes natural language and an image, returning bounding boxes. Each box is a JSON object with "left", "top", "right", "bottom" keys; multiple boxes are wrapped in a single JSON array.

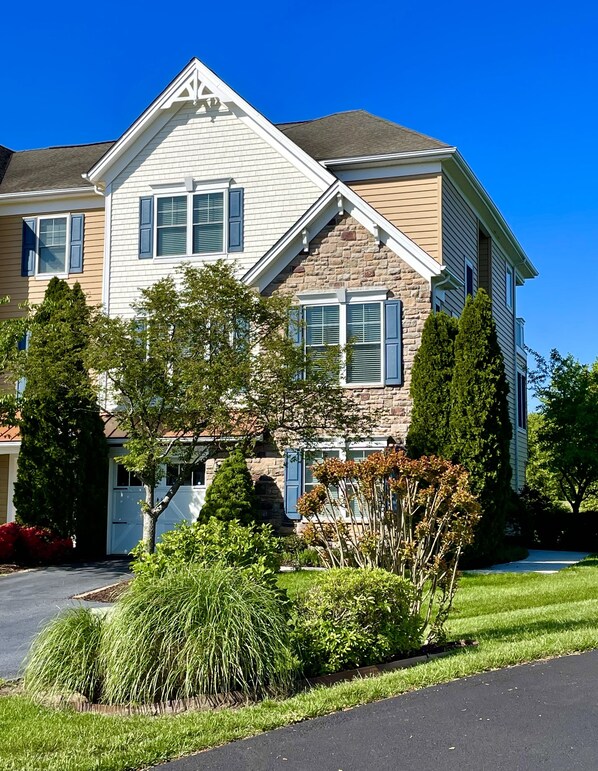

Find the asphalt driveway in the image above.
[
  {"left": 0, "top": 559, "right": 131, "bottom": 678},
  {"left": 156, "top": 650, "right": 598, "bottom": 771}
]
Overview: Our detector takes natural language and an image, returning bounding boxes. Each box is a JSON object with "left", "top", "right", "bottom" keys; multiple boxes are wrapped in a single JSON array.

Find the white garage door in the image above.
[{"left": 109, "top": 461, "right": 206, "bottom": 555}]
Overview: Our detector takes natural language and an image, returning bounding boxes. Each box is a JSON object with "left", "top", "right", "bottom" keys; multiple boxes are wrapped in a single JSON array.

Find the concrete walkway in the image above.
[
  {"left": 0, "top": 559, "right": 132, "bottom": 678},
  {"left": 476, "top": 548, "right": 590, "bottom": 574},
  {"left": 154, "top": 650, "right": 598, "bottom": 770}
]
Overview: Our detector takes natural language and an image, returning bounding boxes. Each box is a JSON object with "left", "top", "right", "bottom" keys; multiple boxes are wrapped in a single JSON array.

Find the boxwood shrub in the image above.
[{"left": 291, "top": 568, "right": 423, "bottom": 677}]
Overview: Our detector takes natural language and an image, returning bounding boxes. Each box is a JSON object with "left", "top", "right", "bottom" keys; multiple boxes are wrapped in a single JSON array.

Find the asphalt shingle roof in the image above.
[
  {"left": 0, "top": 110, "right": 449, "bottom": 195},
  {"left": 278, "top": 110, "right": 450, "bottom": 160},
  {"left": 0, "top": 142, "right": 115, "bottom": 194}
]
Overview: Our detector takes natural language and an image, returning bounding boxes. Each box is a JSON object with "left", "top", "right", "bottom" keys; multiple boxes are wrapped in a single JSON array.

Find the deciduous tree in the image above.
[{"left": 88, "top": 262, "right": 373, "bottom": 552}]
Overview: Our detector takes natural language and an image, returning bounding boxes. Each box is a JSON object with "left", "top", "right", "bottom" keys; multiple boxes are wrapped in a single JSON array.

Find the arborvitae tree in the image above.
[
  {"left": 199, "top": 448, "right": 260, "bottom": 525},
  {"left": 406, "top": 311, "right": 458, "bottom": 458},
  {"left": 13, "top": 279, "right": 108, "bottom": 554},
  {"left": 449, "top": 290, "right": 512, "bottom": 563}
]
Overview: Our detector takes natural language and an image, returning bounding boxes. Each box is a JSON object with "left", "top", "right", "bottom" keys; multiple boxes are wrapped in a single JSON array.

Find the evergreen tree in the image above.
[
  {"left": 199, "top": 448, "right": 260, "bottom": 525},
  {"left": 449, "top": 290, "right": 512, "bottom": 563},
  {"left": 14, "top": 279, "right": 108, "bottom": 554},
  {"left": 406, "top": 311, "right": 458, "bottom": 458}
]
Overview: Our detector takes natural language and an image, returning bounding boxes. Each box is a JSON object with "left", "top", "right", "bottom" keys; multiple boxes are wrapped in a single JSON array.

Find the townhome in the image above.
[{"left": 0, "top": 58, "right": 537, "bottom": 553}]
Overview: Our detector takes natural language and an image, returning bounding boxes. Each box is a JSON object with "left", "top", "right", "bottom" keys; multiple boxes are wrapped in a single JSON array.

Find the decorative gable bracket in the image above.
[{"left": 161, "top": 71, "right": 227, "bottom": 110}]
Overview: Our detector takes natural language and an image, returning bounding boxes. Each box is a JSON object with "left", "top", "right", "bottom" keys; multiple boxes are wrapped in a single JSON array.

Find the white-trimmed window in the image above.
[
  {"left": 155, "top": 191, "right": 226, "bottom": 257},
  {"left": 38, "top": 216, "right": 68, "bottom": 274},
  {"left": 166, "top": 463, "right": 206, "bottom": 487},
  {"left": 22, "top": 213, "right": 84, "bottom": 278},
  {"left": 302, "top": 295, "right": 385, "bottom": 386}
]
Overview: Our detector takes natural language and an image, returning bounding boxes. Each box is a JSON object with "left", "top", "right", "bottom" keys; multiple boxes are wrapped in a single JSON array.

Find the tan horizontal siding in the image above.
[
  {"left": 349, "top": 174, "right": 441, "bottom": 261},
  {"left": 0, "top": 455, "right": 8, "bottom": 524},
  {"left": 0, "top": 209, "right": 104, "bottom": 318}
]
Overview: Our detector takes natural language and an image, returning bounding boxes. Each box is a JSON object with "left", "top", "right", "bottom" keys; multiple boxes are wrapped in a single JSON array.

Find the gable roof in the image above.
[
  {"left": 278, "top": 110, "right": 450, "bottom": 161},
  {"left": 244, "top": 179, "right": 444, "bottom": 291},
  {"left": 0, "top": 110, "right": 448, "bottom": 196},
  {"left": 0, "top": 142, "right": 114, "bottom": 194},
  {"left": 85, "top": 58, "right": 335, "bottom": 190}
]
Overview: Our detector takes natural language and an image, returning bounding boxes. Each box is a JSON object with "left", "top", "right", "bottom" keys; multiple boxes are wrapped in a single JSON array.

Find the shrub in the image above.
[
  {"left": 0, "top": 522, "right": 73, "bottom": 565},
  {"left": 198, "top": 448, "right": 260, "bottom": 525},
  {"left": 406, "top": 311, "right": 458, "bottom": 459},
  {"left": 0, "top": 522, "right": 20, "bottom": 562},
  {"left": 23, "top": 607, "right": 103, "bottom": 701},
  {"left": 291, "top": 568, "right": 422, "bottom": 677},
  {"left": 18, "top": 526, "right": 73, "bottom": 564},
  {"left": 131, "top": 518, "right": 281, "bottom": 581},
  {"left": 101, "top": 565, "right": 296, "bottom": 704},
  {"left": 449, "top": 290, "right": 512, "bottom": 564},
  {"left": 297, "top": 450, "right": 480, "bottom": 643},
  {"left": 280, "top": 533, "right": 321, "bottom": 568}
]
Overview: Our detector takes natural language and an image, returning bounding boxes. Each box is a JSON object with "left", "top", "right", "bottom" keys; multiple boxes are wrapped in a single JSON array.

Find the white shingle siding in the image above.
[{"left": 108, "top": 103, "right": 321, "bottom": 317}]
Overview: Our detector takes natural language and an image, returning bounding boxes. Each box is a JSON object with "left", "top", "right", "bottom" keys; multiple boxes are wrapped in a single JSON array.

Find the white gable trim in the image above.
[
  {"left": 243, "top": 180, "right": 444, "bottom": 291},
  {"left": 85, "top": 59, "right": 335, "bottom": 191}
]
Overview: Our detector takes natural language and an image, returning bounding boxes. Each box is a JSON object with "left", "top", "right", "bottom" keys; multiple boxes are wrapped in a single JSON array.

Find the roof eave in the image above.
[
  {"left": 321, "top": 147, "right": 457, "bottom": 168},
  {"left": 0, "top": 186, "right": 99, "bottom": 203}
]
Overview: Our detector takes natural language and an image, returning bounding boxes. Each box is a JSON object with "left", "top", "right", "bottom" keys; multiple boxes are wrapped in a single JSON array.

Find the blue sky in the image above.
[{"left": 1, "top": 0, "right": 597, "bottom": 367}]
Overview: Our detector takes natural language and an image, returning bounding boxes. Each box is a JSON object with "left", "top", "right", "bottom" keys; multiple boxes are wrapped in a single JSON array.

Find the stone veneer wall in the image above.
[{"left": 246, "top": 212, "right": 433, "bottom": 531}]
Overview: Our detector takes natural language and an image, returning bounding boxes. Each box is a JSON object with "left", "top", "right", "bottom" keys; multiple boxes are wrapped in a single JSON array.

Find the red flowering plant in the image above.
[
  {"left": 297, "top": 450, "right": 481, "bottom": 643},
  {"left": 0, "top": 522, "right": 73, "bottom": 565},
  {"left": 0, "top": 522, "right": 21, "bottom": 562}
]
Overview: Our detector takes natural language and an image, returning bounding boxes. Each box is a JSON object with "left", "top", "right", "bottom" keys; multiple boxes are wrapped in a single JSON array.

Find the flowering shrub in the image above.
[
  {"left": 297, "top": 450, "right": 481, "bottom": 642},
  {"left": 0, "top": 522, "right": 21, "bottom": 562},
  {"left": 0, "top": 522, "right": 73, "bottom": 565}
]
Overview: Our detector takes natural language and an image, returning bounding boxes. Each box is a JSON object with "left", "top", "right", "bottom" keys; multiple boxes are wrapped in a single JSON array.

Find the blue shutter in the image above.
[
  {"left": 139, "top": 197, "right": 154, "bottom": 259},
  {"left": 384, "top": 299, "right": 402, "bottom": 385},
  {"left": 284, "top": 449, "right": 303, "bottom": 520},
  {"left": 69, "top": 214, "right": 84, "bottom": 273},
  {"left": 21, "top": 219, "right": 36, "bottom": 277},
  {"left": 228, "top": 188, "right": 244, "bottom": 252}
]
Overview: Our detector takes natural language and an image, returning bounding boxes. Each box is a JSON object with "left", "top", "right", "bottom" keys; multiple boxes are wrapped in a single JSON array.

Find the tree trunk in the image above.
[
  {"left": 142, "top": 512, "right": 157, "bottom": 554},
  {"left": 142, "top": 483, "right": 157, "bottom": 553}
]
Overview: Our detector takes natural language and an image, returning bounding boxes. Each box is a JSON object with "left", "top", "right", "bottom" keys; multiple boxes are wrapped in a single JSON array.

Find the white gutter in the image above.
[
  {"left": 0, "top": 186, "right": 98, "bottom": 203},
  {"left": 321, "top": 147, "right": 457, "bottom": 168}
]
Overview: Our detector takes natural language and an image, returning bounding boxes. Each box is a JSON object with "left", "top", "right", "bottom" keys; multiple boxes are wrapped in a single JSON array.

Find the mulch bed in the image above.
[{"left": 72, "top": 579, "right": 133, "bottom": 603}]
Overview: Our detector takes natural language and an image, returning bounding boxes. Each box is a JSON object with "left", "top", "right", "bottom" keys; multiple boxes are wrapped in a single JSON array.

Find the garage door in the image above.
[{"left": 109, "top": 462, "right": 206, "bottom": 555}]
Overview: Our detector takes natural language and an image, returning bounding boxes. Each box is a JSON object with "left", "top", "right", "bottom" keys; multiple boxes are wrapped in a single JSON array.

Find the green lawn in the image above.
[{"left": 2, "top": 560, "right": 598, "bottom": 771}]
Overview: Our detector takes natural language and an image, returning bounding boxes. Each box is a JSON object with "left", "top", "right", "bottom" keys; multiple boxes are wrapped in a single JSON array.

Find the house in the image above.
[{"left": 0, "top": 58, "right": 537, "bottom": 553}]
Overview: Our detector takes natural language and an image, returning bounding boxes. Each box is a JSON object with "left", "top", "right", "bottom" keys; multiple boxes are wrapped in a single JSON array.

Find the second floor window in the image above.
[
  {"left": 304, "top": 302, "right": 383, "bottom": 385},
  {"left": 38, "top": 217, "right": 67, "bottom": 274},
  {"left": 156, "top": 192, "right": 225, "bottom": 257}
]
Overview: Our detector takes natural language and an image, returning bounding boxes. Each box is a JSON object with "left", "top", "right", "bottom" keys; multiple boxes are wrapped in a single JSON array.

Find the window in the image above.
[
  {"left": 304, "top": 450, "right": 340, "bottom": 495},
  {"left": 506, "top": 266, "right": 514, "bottom": 310},
  {"left": 38, "top": 217, "right": 67, "bottom": 273},
  {"left": 116, "top": 464, "right": 143, "bottom": 487},
  {"left": 465, "top": 260, "right": 474, "bottom": 298},
  {"left": 165, "top": 463, "right": 206, "bottom": 487},
  {"left": 347, "top": 303, "right": 382, "bottom": 383},
  {"left": 22, "top": 214, "right": 84, "bottom": 277},
  {"left": 517, "top": 372, "right": 527, "bottom": 430},
  {"left": 155, "top": 192, "right": 225, "bottom": 257},
  {"left": 303, "top": 301, "right": 383, "bottom": 385}
]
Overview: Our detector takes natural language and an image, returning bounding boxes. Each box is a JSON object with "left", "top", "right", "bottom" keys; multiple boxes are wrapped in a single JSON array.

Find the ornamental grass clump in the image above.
[
  {"left": 292, "top": 568, "right": 422, "bottom": 677},
  {"left": 298, "top": 450, "right": 481, "bottom": 642},
  {"left": 100, "top": 564, "right": 296, "bottom": 705},
  {"left": 23, "top": 607, "right": 103, "bottom": 702}
]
